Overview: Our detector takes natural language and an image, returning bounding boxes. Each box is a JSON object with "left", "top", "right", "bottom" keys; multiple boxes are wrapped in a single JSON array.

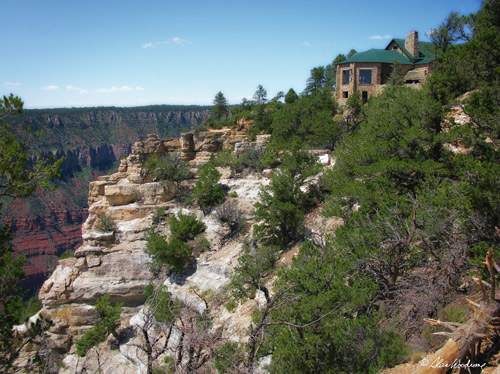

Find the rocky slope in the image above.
[
  {"left": 30, "top": 127, "right": 277, "bottom": 373},
  {"left": 4, "top": 106, "right": 211, "bottom": 292}
]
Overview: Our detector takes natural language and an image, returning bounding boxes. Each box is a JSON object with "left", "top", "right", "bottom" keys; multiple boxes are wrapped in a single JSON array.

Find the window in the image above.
[
  {"left": 359, "top": 69, "right": 372, "bottom": 85},
  {"left": 343, "top": 91, "right": 349, "bottom": 98},
  {"left": 362, "top": 91, "right": 368, "bottom": 103},
  {"left": 342, "top": 70, "right": 350, "bottom": 85}
]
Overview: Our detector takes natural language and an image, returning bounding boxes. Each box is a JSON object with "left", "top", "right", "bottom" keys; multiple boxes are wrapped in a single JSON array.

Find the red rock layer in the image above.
[{"left": 6, "top": 207, "right": 88, "bottom": 277}]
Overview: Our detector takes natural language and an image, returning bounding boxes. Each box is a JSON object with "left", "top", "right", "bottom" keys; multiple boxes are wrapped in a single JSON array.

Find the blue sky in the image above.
[{"left": 1, "top": 0, "right": 482, "bottom": 108}]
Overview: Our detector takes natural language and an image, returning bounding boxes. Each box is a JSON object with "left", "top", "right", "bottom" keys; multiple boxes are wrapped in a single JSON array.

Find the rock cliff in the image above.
[
  {"left": 33, "top": 127, "right": 272, "bottom": 372},
  {"left": 4, "top": 106, "right": 211, "bottom": 292}
]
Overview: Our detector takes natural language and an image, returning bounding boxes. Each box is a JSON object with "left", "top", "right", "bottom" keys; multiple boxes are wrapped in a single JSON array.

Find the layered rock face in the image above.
[
  {"left": 47, "top": 143, "right": 132, "bottom": 178},
  {"left": 36, "top": 128, "right": 271, "bottom": 371},
  {"left": 14, "top": 107, "right": 211, "bottom": 151},
  {"left": 7, "top": 208, "right": 88, "bottom": 274},
  {"left": 6, "top": 106, "right": 211, "bottom": 292}
]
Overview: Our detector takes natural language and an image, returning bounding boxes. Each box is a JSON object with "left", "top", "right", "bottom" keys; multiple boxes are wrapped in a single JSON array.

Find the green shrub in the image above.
[
  {"left": 76, "top": 295, "right": 121, "bottom": 357},
  {"left": 234, "top": 148, "right": 263, "bottom": 172},
  {"left": 213, "top": 150, "right": 237, "bottom": 168},
  {"left": 194, "top": 124, "right": 208, "bottom": 134},
  {"left": 189, "top": 234, "right": 211, "bottom": 256},
  {"left": 76, "top": 323, "right": 106, "bottom": 357},
  {"left": 254, "top": 151, "right": 320, "bottom": 248},
  {"left": 214, "top": 202, "right": 246, "bottom": 238},
  {"left": 144, "top": 284, "right": 177, "bottom": 323},
  {"left": 225, "top": 298, "right": 237, "bottom": 313},
  {"left": 152, "top": 207, "right": 166, "bottom": 225},
  {"left": 144, "top": 153, "right": 189, "bottom": 182},
  {"left": 213, "top": 147, "right": 263, "bottom": 173},
  {"left": 193, "top": 158, "right": 226, "bottom": 208},
  {"left": 60, "top": 250, "right": 75, "bottom": 259},
  {"left": 214, "top": 342, "right": 244, "bottom": 374},
  {"left": 422, "top": 303, "right": 469, "bottom": 348},
  {"left": 169, "top": 211, "right": 206, "bottom": 242},
  {"left": 19, "top": 296, "right": 42, "bottom": 322},
  {"left": 146, "top": 231, "right": 192, "bottom": 271},
  {"left": 260, "top": 147, "right": 280, "bottom": 169},
  {"left": 95, "top": 214, "right": 116, "bottom": 232}
]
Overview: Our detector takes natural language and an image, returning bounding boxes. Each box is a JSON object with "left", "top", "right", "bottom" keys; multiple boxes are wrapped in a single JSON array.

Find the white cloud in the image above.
[
  {"left": 96, "top": 86, "right": 133, "bottom": 93},
  {"left": 303, "top": 41, "right": 311, "bottom": 47},
  {"left": 135, "top": 86, "right": 145, "bottom": 91},
  {"left": 5, "top": 82, "right": 21, "bottom": 87},
  {"left": 170, "top": 36, "right": 188, "bottom": 46},
  {"left": 41, "top": 85, "right": 59, "bottom": 90},
  {"left": 66, "top": 85, "right": 89, "bottom": 94},
  {"left": 369, "top": 34, "right": 392, "bottom": 40},
  {"left": 142, "top": 37, "right": 191, "bottom": 48}
]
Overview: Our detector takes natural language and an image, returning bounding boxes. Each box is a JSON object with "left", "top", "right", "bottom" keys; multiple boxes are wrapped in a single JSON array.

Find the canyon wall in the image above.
[
  {"left": 4, "top": 106, "right": 211, "bottom": 292},
  {"left": 31, "top": 128, "right": 271, "bottom": 373}
]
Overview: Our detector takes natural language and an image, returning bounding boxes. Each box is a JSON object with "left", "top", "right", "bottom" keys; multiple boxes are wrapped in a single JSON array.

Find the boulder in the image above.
[{"left": 104, "top": 185, "right": 136, "bottom": 206}]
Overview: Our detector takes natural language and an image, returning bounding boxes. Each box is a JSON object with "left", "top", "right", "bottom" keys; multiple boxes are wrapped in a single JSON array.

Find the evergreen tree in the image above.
[
  {"left": 211, "top": 91, "right": 229, "bottom": 121},
  {"left": 267, "top": 242, "right": 407, "bottom": 374},
  {"left": 0, "top": 95, "right": 63, "bottom": 371},
  {"left": 251, "top": 85, "right": 272, "bottom": 133},
  {"left": 304, "top": 66, "right": 327, "bottom": 94},
  {"left": 75, "top": 295, "right": 121, "bottom": 357},
  {"left": 270, "top": 88, "right": 340, "bottom": 150},
  {"left": 425, "top": 0, "right": 500, "bottom": 264},
  {"left": 325, "top": 51, "right": 356, "bottom": 87},
  {"left": 426, "top": 11, "right": 470, "bottom": 53},
  {"left": 254, "top": 151, "right": 320, "bottom": 248},
  {"left": 253, "top": 85, "right": 268, "bottom": 106},
  {"left": 192, "top": 156, "right": 225, "bottom": 208},
  {"left": 284, "top": 88, "right": 299, "bottom": 104}
]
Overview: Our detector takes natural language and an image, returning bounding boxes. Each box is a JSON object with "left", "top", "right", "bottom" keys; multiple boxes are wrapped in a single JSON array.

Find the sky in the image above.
[{"left": 0, "top": 0, "right": 482, "bottom": 109}]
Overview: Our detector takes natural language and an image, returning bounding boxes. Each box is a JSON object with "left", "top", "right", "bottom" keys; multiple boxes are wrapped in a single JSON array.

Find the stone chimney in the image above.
[{"left": 405, "top": 30, "right": 419, "bottom": 58}]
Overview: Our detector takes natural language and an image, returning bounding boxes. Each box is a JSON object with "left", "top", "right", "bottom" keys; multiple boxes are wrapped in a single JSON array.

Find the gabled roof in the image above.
[
  {"left": 337, "top": 36, "right": 435, "bottom": 66},
  {"left": 338, "top": 49, "right": 415, "bottom": 65},
  {"left": 388, "top": 38, "right": 435, "bottom": 63}
]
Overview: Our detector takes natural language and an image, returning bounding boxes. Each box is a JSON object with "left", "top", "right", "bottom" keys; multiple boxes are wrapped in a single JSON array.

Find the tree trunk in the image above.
[{"left": 413, "top": 249, "right": 500, "bottom": 374}]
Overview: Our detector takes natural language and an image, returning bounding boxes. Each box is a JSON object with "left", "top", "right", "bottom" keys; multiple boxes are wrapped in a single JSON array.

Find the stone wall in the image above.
[{"left": 336, "top": 62, "right": 385, "bottom": 105}]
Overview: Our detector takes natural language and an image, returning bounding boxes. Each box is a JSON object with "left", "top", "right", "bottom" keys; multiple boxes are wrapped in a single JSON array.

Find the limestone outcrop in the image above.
[
  {"left": 34, "top": 127, "right": 273, "bottom": 372},
  {"left": 6, "top": 106, "right": 211, "bottom": 294}
]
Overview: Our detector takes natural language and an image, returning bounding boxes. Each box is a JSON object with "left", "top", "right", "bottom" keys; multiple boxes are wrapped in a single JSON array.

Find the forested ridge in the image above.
[
  {"left": 9, "top": 104, "right": 211, "bottom": 151},
  {"left": 2, "top": 0, "right": 500, "bottom": 372}
]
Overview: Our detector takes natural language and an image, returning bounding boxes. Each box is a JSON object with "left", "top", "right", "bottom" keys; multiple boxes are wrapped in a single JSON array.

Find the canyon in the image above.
[
  {"left": 4, "top": 106, "right": 211, "bottom": 292},
  {"left": 26, "top": 126, "right": 282, "bottom": 373}
]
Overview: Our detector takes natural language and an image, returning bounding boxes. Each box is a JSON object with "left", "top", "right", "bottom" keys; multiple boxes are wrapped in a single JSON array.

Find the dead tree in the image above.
[
  {"left": 413, "top": 249, "right": 500, "bottom": 374},
  {"left": 128, "top": 285, "right": 223, "bottom": 374}
]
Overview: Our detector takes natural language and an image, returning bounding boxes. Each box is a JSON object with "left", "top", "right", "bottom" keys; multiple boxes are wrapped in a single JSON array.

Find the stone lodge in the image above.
[{"left": 335, "top": 31, "right": 434, "bottom": 105}]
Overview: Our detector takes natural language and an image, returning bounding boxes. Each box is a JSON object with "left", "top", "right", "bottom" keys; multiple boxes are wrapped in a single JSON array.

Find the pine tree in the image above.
[
  {"left": 0, "top": 95, "right": 63, "bottom": 371},
  {"left": 211, "top": 91, "right": 229, "bottom": 121}
]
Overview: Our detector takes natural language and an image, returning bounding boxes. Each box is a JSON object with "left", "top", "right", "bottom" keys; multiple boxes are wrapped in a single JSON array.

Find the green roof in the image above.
[
  {"left": 337, "top": 37, "right": 435, "bottom": 66},
  {"left": 339, "top": 49, "right": 414, "bottom": 65},
  {"left": 391, "top": 38, "right": 435, "bottom": 62}
]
